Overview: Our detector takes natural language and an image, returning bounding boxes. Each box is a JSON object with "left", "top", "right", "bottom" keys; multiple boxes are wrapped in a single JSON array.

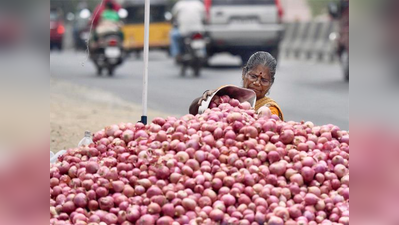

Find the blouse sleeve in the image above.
[{"left": 269, "top": 106, "right": 283, "bottom": 120}]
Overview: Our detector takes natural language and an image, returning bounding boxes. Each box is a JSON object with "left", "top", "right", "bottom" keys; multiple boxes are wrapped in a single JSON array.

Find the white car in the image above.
[{"left": 204, "top": 0, "right": 285, "bottom": 63}]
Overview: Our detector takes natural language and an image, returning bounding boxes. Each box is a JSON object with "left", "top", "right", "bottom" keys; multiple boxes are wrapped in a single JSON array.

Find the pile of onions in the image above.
[
  {"left": 209, "top": 95, "right": 242, "bottom": 109},
  {"left": 50, "top": 99, "right": 349, "bottom": 225}
]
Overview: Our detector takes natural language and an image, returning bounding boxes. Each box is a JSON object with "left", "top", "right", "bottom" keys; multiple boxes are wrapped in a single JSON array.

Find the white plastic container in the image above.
[
  {"left": 50, "top": 150, "right": 66, "bottom": 164},
  {"left": 198, "top": 85, "right": 257, "bottom": 114},
  {"left": 78, "top": 130, "right": 94, "bottom": 147}
]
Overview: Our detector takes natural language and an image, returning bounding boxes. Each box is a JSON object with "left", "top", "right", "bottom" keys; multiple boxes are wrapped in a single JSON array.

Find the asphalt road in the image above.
[{"left": 50, "top": 50, "right": 349, "bottom": 130}]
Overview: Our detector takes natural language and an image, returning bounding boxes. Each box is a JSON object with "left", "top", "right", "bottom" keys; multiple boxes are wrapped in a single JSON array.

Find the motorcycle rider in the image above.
[
  {"left": 91, "top": 0, "right": 121, "bottom": 28},
  {"left": 101, "top": 2, "right": 120, "bottom": 23},
  {"left": 90, "top": 0, "right": 123, "bottom": 50},
  {"left": 89, "top": 1, "right": 125, "bottom": 76},
  {"left": 170, "top": 0, "right": 206, "bottom": 62},
  {"left": 93, "top": 2, "right": 124, "bottom": 42}
]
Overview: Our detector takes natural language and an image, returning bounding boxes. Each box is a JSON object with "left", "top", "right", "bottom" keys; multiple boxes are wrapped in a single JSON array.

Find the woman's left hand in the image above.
[{"left": 198, "top": 89, "right": 216, "bottom": 106}]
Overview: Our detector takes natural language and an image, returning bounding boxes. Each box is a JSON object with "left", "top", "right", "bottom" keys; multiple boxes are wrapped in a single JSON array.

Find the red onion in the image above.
[
  {"left": 156, "top": 216, "right": 174, "bottom": 225},
  {"left": 268, "top": 216, "right": 284, "bottom": 225},
  {"left": 159, "top": 203, "right": 174, "bottom": 218},
  {"left": 55, "top": 194, "right": 66, "bottom": 205},
  {"left": 126, "top": 207, "right": 140, "bottom": 222},
  {"left": 99, "top": 196, "right": 114, "bottom": 211},
  {"left": 62, "top": 201, "right": 76, "bottom": 214},
  {"left": 334, "top": 164, "right": 348, "bottom": 178},
  {"left": 279, "top": 129, "right": 294, "bottom": 144},
  {"left": 269, "top": 161, "right": 286, "bottom": 176},
  {"left": 138, "top": 178, "right": 152, "bottom": 189},
  {"left": 304, "top": 193, "right": 318, "bottom": 206},
  {"left": 71, "top": 213, "right": 87, "bottom": 224},
  {"left": 151, "top": 195, "right": 167, "bottom": 207},
  {"left": 209, "top": 209, "right": 224, "bottom": 221},
  {"left": 73, "top": 193, "right": 87, "bottom": 208},
  {"left": 290, "top": 174, "right": 304, "bottom": 186},
  {"left": 301, "top": 166, "right": 315, "bottom": 183},
  {"left": 148, "top": 203, "right": 161, "bottom": 214},
  {"left": 175, "top": 151, "right": 189, "bottom": 163},
  {"left": 182, "top": 198, "right": 197, "bottom": 211},
  {"left": 220, "top": 194, "right": 236, "bottom": 207},
  {"left": 110, "top": 180, "right": 124, "bottom": 193},
  {"left": 120, "top": 184, "right": 134, "bottom": 197},
  {"left": 174, "top": 205, "right": 186, "bottom": 217}
]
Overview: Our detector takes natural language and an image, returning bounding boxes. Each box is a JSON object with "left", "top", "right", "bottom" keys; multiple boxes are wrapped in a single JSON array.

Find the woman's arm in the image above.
[
  {"left": 188, "top": 90, "right": 216, "bottom": 115},
  {"left": 189, "top": 97, "right": 202, "bottom": 115}
]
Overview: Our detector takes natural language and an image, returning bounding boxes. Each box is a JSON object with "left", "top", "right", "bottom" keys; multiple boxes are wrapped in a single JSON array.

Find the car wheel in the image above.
[{"left": 341, "top": 50, "right": 349, "bottom": 81}]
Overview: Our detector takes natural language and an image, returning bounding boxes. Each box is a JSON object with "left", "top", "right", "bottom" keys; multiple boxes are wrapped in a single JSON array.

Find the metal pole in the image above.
[{"left": 141, "top": 0, "right": 151, "bottom": 125}]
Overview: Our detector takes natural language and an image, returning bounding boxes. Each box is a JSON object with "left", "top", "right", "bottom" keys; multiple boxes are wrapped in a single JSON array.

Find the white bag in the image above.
[{"left": 50, "top": 150, "right": 66, "bottom": 164}]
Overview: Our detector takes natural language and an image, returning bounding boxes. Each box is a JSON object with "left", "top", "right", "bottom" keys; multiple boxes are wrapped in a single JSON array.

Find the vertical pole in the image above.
[{"left": 141, "top": 0, "right": 151, "bottom": 125}]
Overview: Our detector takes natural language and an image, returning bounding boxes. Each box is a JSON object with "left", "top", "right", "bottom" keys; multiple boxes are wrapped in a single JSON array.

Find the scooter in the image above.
[
  {"left": 179, "top": 32, "right": 207, "bottom": 77},
  {"left": 90, "top": 32, "right": 124, "bottom": 76}
]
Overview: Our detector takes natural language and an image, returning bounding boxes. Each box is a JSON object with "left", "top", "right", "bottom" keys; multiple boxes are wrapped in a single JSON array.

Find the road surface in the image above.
[{"left": 50, "top": 50, "right": 349, "bottom": 130}]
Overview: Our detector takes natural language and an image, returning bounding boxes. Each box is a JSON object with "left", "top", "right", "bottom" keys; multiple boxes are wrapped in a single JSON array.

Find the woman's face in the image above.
[{"left": 242, "top": 64, "right": 272, "bottom": 99}]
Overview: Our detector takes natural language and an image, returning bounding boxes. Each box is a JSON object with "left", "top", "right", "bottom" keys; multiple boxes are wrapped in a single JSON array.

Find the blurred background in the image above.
[{"left": 49, "top": 0, "right": 349, "bottom": 152}]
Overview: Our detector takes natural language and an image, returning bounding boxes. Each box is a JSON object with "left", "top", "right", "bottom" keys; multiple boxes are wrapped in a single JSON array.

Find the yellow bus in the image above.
[{"left": 122, "top": 0, "right": 172, "bottom": 54}]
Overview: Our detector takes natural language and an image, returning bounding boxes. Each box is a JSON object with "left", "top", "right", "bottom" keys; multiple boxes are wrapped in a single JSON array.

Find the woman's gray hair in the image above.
[{"left": 242, "top": 51, "right": 277, "bottom": 83}]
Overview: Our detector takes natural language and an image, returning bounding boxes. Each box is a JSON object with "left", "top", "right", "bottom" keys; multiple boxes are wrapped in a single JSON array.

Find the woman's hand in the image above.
[
  {"left": 198, "top": 89, "right": 216, "bottom": 105},
  {"left": 189, "top": 89, "right": 216, "bottom": 115}
]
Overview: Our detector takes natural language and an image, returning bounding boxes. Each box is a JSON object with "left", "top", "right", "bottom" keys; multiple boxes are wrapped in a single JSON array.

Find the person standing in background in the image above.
[{"left": 170, "top": 0, "right": 206, "bottom": 61}]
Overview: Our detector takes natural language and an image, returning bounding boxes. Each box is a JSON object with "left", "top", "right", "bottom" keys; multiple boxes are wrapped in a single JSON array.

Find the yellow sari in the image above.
[{"left": 255, "top": 97, "right": 284, "bottom": 120}]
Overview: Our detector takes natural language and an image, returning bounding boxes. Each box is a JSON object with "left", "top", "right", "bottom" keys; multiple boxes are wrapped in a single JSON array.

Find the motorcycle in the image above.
[
  {"left": 179, "top": 32, "right": 207, "bottom": 77},
  {"left": 90, "top": 31, "right": 124, "bottom": 76}
]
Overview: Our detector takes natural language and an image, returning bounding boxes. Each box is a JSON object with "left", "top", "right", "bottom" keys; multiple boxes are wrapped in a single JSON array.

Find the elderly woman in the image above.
[{"left": 189, "top": 51, "right": 284, "bottom": 120}]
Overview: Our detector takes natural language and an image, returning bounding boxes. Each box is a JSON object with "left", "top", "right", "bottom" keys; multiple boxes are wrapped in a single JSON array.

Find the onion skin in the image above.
[
  {"left": 99, "top": 196, "right": 114, "bottom": 211},
  {"left": 290, "top": 174, "right": 304, "bottom": 186},
  {"left": 304, "top": 193, "right": 318, "bottom": 206},
  {"left": 156, "top": 216, "right": 174, "bottom": 225},
  {"left": 126, "top": 208, "right": 140, "bottom": 223},
  {"left": 148, "top": 203, "right": 162, "bottom": 214},
  {"left": 279, "top": 130, "right": 294, "bottom": 144},
  {"left": 209, "top": 209, "right": 224, "bottom": 221},
  {"left": 73, "top": 193, "right": 87, "bottom": 208},
  {"left": 301, "top": 167, "right": 315, "bottom": 183},
  {"left": 268, "top": 216, "right": 284, "bottom": 225},
  {"left": 182, "top": 198, "right": 197, "bottom": 211},
  {"left": 269, "top": 161, "right": 286, "bottom": 176},
  {"left": 62, "top": 201, "right": 76, "bottom": 214}
]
